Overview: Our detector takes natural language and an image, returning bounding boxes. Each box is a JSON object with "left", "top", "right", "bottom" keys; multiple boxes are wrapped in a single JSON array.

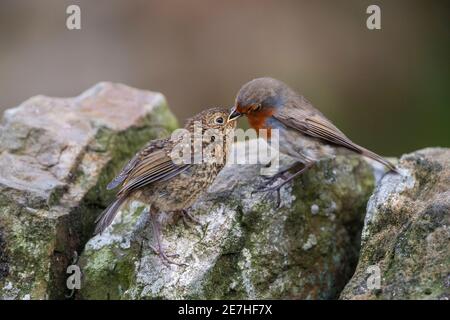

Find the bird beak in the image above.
[{"left": 227, "top": 107, "right": 242, "bottom": 122}]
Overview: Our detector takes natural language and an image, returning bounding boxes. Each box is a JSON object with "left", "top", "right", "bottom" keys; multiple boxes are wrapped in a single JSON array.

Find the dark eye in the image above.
[
  {"left": 254, "top": 104, "right": 262, "bottom": 111},
  {"left": 215, "top": 116, "right": 224, "bottom": 124}
]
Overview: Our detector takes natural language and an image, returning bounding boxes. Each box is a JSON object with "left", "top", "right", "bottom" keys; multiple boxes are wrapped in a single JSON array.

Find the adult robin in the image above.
[
  {"left": 96, "top": 107, "right": 236, "bottom": 265},
  {"left": 228, "top": 77, "right": 397, "bottom": 205}
]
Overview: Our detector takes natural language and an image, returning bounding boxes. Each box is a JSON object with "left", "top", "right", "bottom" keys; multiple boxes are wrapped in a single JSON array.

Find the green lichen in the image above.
[
  {"left": 341, "top": 148, "right": 449, "bottom": 300},
  {"left": 197, "top": 253, "right": 243, "bottom": 299},
  {"left": 0, "top": 97, "right": 179, "bottom": 300},
  {"left": 198, "top": 156, "right": 375, "bottom": 300},
  {"left": 0, "top": 203, "right": 59, "bottom": 299},
  {"left": 79, "top": 244, "right": 138, "bottom": 299}
]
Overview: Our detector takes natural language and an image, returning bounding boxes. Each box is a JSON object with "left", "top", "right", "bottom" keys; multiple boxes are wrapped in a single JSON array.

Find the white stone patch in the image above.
[
  {"left": 121, "top": 203, "right": 239, "bottom": 299},
  {"left": 1, "top": 282, "right": 19, "bottom": 300},
  {"left": 302, "top": 234, "right": 318, "bottom": 251},
  {"left": 85, "top": 201, "right": 147, "bottom": 251},
  {"left": 3, "top": 282, "right": 13, "bottom": 290},
  {"left": 238, "top": 248, "right": 256, "bottom": 299},
  {"left": 324, "top": 201, "right": 337, "bottom": 216}
]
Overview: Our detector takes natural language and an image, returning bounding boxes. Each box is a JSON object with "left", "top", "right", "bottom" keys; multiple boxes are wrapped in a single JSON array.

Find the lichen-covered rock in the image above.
[
  {"left": 0, "top": 83, "right": 178, "bottom": 299},
  {"left": 79, "top": 140, "right": 375, "bottom": 299},
  {"left": 340, "top": 148, "right": 449, "bottom": 300}
]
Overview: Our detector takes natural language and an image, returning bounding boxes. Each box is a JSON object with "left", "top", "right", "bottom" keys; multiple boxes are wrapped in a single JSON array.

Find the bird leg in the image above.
[
  {"left": 254, "top": 162, "right": 314, "bottom": 207},
  {"left": 261, "top": 161, "right": 303, "bottom": 185},
  {"left": 179, "top": 208, "right": 201, "bottom": 227},
  {"left": 252, "top": 162, "right": 300, "bottom": 206},
  {"left": 148, "top": 209, "right": 186, "bottom": 267}
]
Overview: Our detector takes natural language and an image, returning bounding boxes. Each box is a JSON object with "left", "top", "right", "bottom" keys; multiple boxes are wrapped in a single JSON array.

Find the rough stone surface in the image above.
[
  {"left": 4, "top": 84, "right": 445, "bottom": 301},
  {"left": 341, "top": 148, "right": 449, "bottom": 300},
  {"left": 79, "top": 140, "right": 375, "bottom": 299},
  {"left": 0, "top": 83, "right": 178, "bottom": 299}
]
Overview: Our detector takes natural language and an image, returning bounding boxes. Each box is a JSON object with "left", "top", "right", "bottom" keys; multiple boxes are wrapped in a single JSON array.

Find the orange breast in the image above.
[{"left": 247, "top": 108, "right": 275, "bottom": 139}]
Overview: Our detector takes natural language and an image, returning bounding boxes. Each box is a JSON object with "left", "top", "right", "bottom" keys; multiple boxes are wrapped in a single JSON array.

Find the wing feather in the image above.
[
  {"left": 273, "top": 104, "right": 397, "bottom": 171},
  {"left": 107, "top": 138, "right": 191, "bottom": 196},
  {"left": 106, "top": 155, "right": 140, "bottom": 190},
  {"left": 96, "top": 138, "right": 191, "bottom": 234}
]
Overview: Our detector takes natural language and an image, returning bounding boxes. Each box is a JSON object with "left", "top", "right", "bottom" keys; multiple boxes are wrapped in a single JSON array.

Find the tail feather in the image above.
[
  {"left": 94, "top": 196, "right": 128, "bottom": 235},
  {"left": 359, "top": 147, "right": 398, "bottom": 173}
]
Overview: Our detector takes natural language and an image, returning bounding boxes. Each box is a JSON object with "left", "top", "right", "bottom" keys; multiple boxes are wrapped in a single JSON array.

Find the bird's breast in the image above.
[{"left": 247, "top": 108, "right": 275, "bottom": 138}]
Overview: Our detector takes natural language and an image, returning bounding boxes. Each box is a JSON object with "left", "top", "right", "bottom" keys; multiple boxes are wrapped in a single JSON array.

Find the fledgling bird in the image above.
[
  {"left": 228, "top": 77, "right": 397, "bottom": 204},
  {"left": 96, "top": 107, "right": 236, "bottom": 265}
]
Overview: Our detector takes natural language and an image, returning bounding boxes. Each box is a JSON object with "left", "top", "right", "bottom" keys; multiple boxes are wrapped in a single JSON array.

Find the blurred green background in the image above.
[{"left": 0, "top": 0, "right": 448, "bottom": 156}]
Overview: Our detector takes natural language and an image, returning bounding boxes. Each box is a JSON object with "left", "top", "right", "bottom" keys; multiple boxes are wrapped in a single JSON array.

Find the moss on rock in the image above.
[
  {"left": 79, "top": 140, "right": 376, "bottom": 299},
  {"left": 340, "top": 148, "right": 449, "bottom": 300},
  {"left": 0, "top": 83, "right": 177, "bottom": 299}
]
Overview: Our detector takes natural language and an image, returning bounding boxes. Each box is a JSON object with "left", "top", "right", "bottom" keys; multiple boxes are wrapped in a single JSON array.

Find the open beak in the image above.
[{"left": 227, "top": 107, "right": 242, "bottom": 123}]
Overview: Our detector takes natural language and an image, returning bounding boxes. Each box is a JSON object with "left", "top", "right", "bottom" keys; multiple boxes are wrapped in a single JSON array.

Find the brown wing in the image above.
[
  {"left": 273, "top": 102, "right": 358, "bottom": 148},
  {"left": 95, "top": 139, "right": 190, "bottom": 234},
  {"left": 117, "top": 146, "right": 190, "bottom": 196},
  {"left": 107, "top": 140, "right": 167, "bottom": 190},
  {"left": 110, "top": 138, "right": 190, "bottom": 196},
  {"left": 106, "top": 154, "right": 140, "bottom": 190},
  {"left": 273, "top": 102, "right": 397, "bottom": 171}
]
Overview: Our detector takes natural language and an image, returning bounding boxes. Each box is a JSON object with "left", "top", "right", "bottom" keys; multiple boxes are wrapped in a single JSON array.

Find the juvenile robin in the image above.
[
  {"left": 96, "top": 107, "right": 236, "bottom": 265},
  {"left": 228, "top": 77, "right": 397, "bottom": 204}
]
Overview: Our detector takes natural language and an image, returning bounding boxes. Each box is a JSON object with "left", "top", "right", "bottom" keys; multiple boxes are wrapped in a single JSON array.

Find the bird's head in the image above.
[
  {"left": 185, "top": 107, "right": 236, "bottom": 148},
  {"left": 187, "top": 107, "right": 236, "bottom": 131},
  {"left": 228, "top": 77, "right": 288, "bottom": 122}
]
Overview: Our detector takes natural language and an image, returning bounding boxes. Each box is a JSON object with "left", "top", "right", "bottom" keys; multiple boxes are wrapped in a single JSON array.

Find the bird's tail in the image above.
[
  {"left": 94, "top": 195, "right": 128, "bottom": 235},
  {"left": 359, "top": 147, "right": 398, "bottom": 173}
]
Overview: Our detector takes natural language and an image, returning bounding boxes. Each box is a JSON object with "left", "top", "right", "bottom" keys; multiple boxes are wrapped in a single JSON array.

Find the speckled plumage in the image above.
[{"left": 95, "top": 107, "right": 236, "bottom": 264}]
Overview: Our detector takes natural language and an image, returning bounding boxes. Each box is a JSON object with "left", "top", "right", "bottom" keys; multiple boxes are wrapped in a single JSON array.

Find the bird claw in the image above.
[
  {"left": 180, "top": 209, "right": 202, "bottom": 228},
  {"left": 149, "top": 244, "right": 187, "bottom": 267},
  {"left": 252, "top": 162, "right": 313, "bottom": 208},
  {"left": 261, "top": 172, "right": 287, "bottom": 184},
  {"left": 252, "top": 183, "right": 283, "bottom": 208}
]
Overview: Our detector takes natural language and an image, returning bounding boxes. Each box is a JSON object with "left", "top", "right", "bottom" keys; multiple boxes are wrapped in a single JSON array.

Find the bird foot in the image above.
[
  {"left": 147, "top": 211, "right": 188, "bottom": 267},
  {"left": 261, "top": 171, "right": 289, "bottom": 185},
  {"left": 254, "top": 162, "right": 302, "bottom": 203},
  {"left": 149, "top": 244, "right": 187, "bottom": 267},
  {"left": 252, "top": 162, "right": 313, "bottom": 208},
  {"left": 180, "top": 209, "right": 202, "bottom": 228},
  {"left": 252, "top": 183, "right": 284, "bottom": 208}
]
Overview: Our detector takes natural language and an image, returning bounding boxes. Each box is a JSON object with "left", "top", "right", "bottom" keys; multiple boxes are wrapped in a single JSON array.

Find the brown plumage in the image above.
[
  {"left": 228, "top": 77, "right": 398, "bottom": 205},
  {"left": 96, "top": 107, "right": 236, "bottom": 264}
]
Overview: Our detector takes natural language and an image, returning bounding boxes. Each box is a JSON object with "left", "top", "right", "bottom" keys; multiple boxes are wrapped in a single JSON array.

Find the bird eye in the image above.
[
  {"left": 215, "top": 116, "right": 224, "bottom": 124},
  {"left": 253, "top": 104, "right": 262, "bottom": 112}
]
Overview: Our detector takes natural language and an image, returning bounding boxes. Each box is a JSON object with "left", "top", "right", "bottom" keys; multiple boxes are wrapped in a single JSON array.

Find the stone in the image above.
[
  {"left": 340, "top": 148, "right": 449, "bottom": 300},
  {"left": 6, "top": 83, "right": 444, "bottom": 301},
  {"left": 79, "top": 140, "right": 375, "bottom": 299},
  {"left": 0, "top": 83, "right": 178, "bottom": 299}
]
